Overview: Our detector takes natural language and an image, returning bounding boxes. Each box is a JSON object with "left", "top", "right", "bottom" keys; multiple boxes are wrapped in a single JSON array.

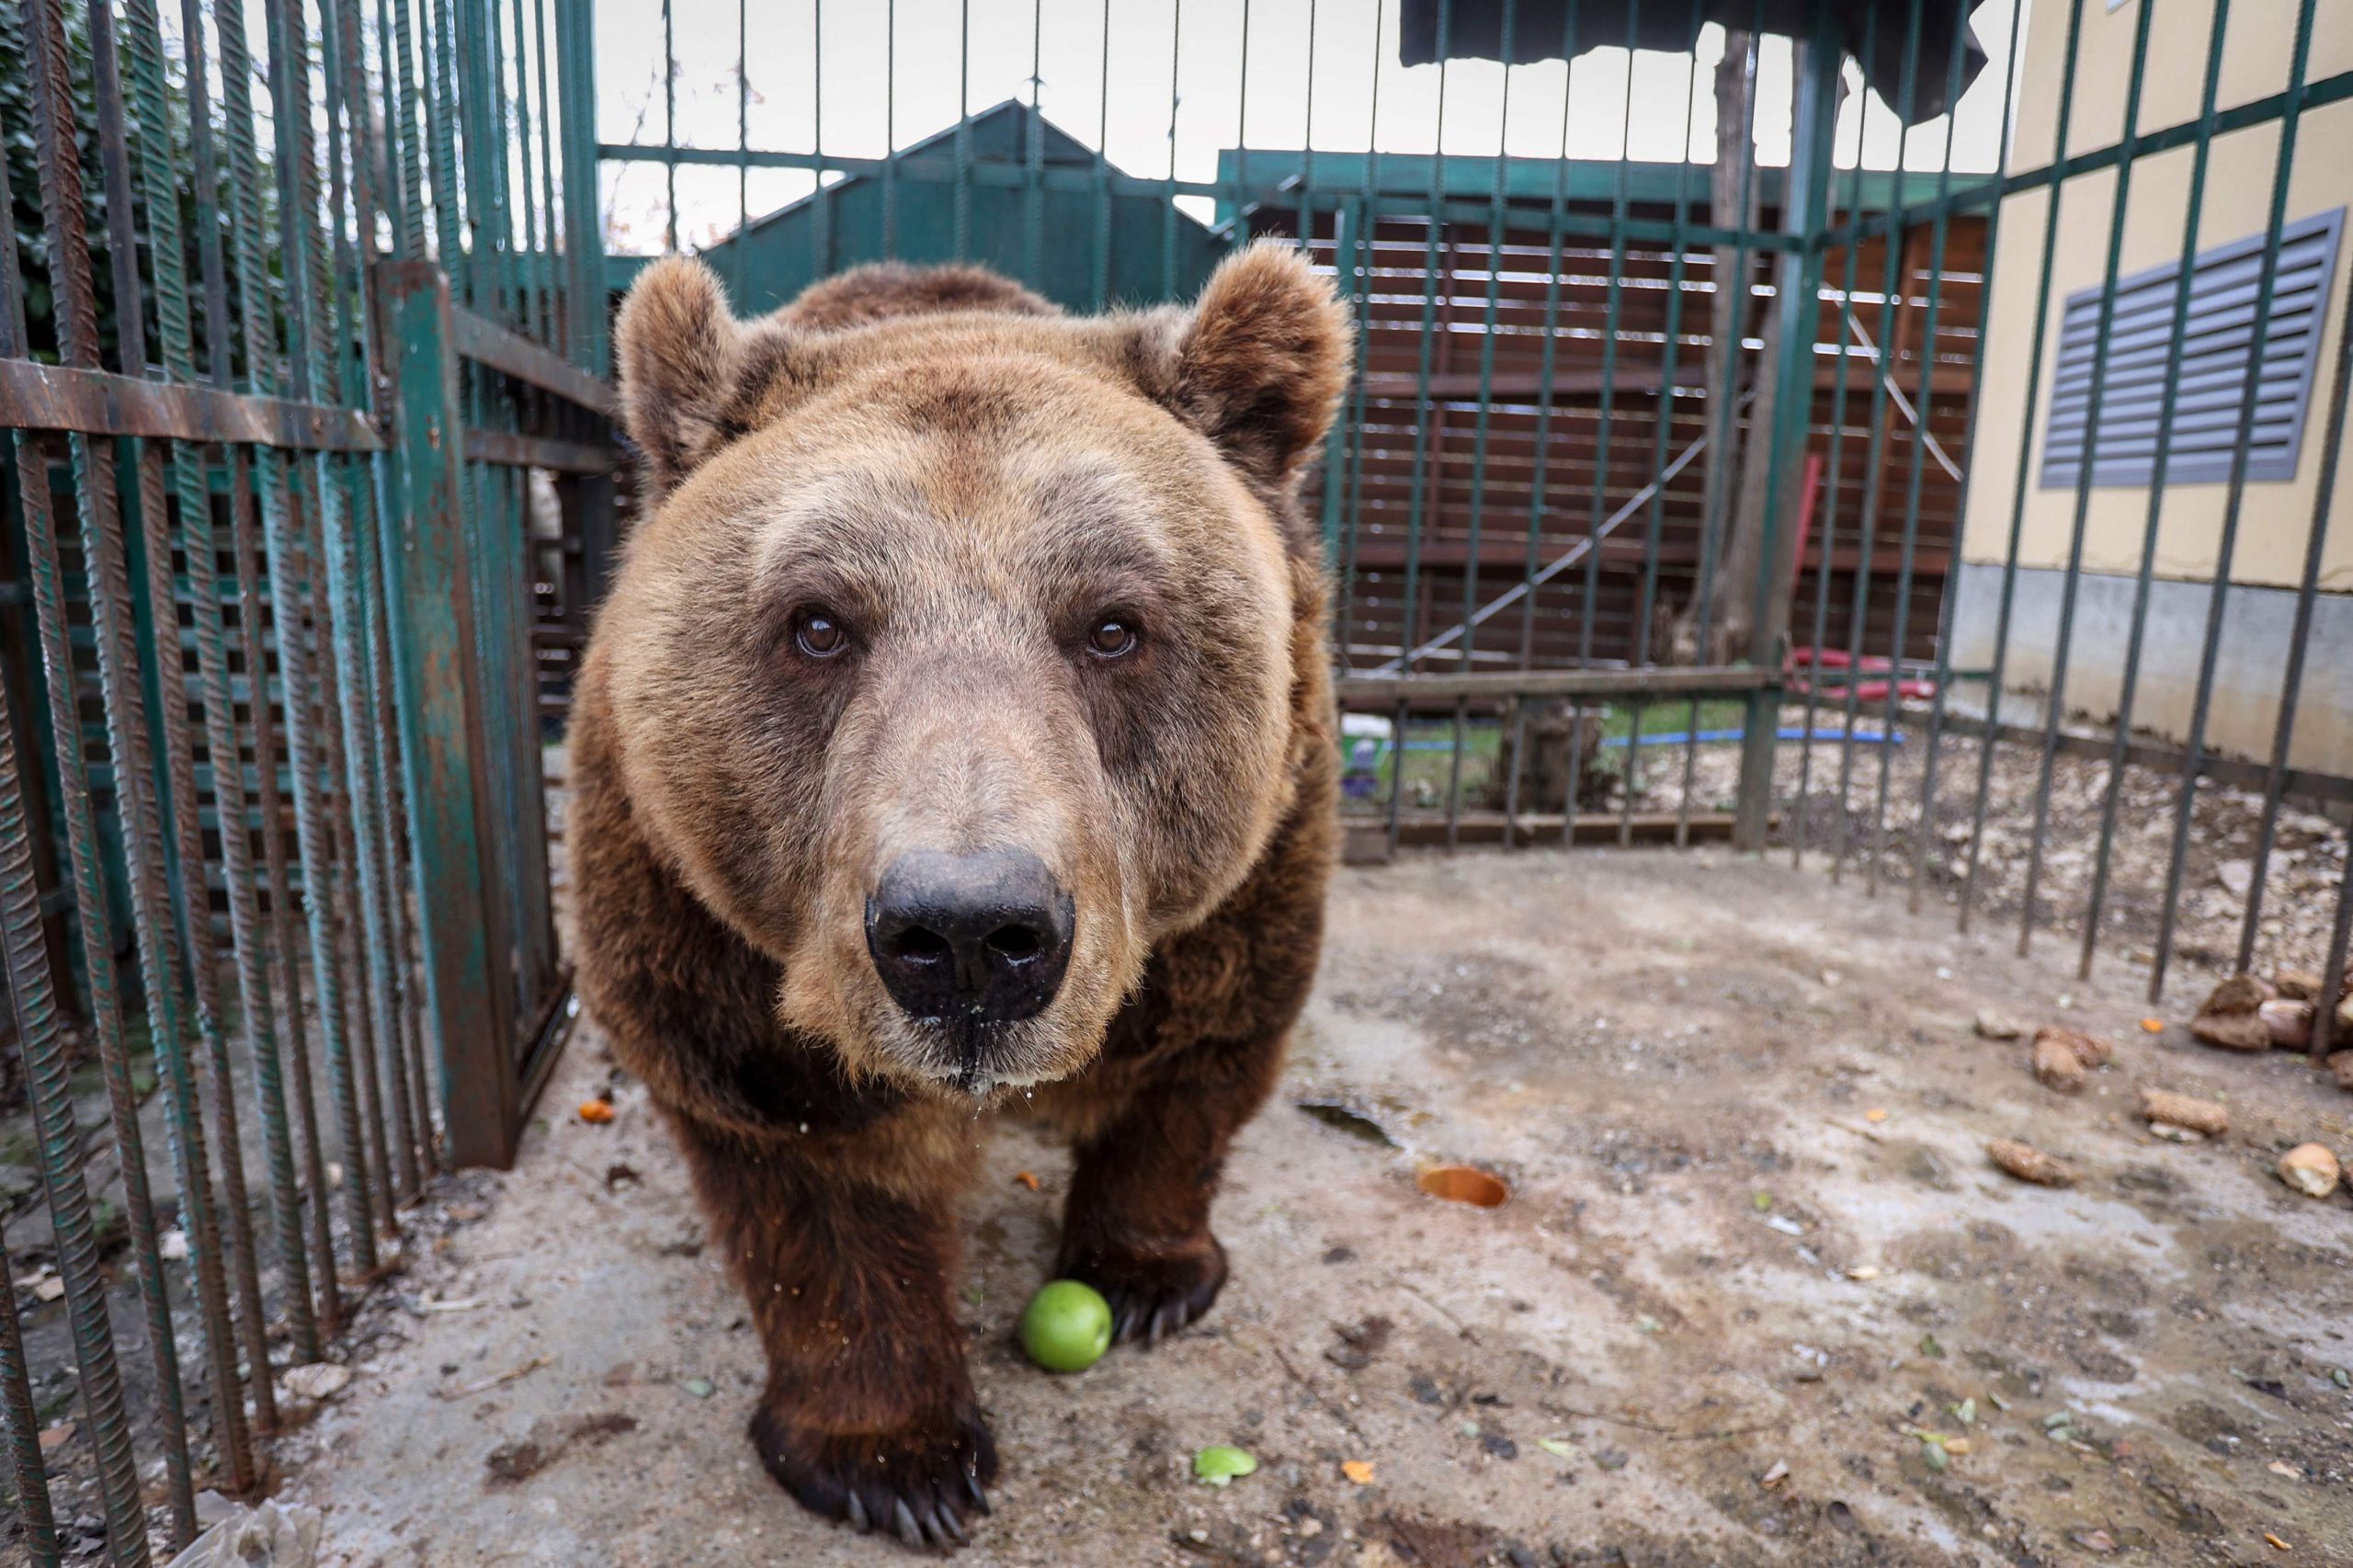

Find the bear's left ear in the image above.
[
  {"left": 1168, "top": 241, "right": 1354, "bottom": 494},
  {"left": 614, "top": 256, "right": 755, "bottom": 496}
]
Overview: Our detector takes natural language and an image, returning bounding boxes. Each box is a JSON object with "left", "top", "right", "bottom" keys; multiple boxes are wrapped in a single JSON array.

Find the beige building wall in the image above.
[
  {"left": 1951, "top": 0, "right": 2353, "bottom": 778},
  {"left": 1962, "top": 0, "right": 2353, "bottom": 591}
]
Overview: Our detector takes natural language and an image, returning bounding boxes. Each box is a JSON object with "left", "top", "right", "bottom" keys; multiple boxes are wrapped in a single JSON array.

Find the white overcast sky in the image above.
[{"left": 594, "top": 0, "right": 2023, "bottom": 256}]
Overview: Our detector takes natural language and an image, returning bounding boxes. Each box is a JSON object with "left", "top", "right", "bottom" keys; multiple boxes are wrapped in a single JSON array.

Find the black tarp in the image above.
[{"left": 1399, "top": 0, "right": 1987, "bottom": 125}]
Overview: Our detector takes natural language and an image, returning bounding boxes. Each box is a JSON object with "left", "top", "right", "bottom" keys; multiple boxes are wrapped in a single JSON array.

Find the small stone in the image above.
[
  {"left": 2328, "top": 1053, "right": 2353, "bottom": 1093},
  {"left": 2140, "top": 1089, "right": 2229, "bottom": 1137},
  {"left": 1987, "top": 1139, "right": 2078, "bottom": 1187},
  {"left": 279, "top": 1362, "right": 352, "bottom": 1402},
  {"left": 2215, "top": 859, "right": 2253, "bottom": 899},
  {"left": 1973, "top": 1009, "right": 2024, "bottom": 1041},
  {"left": 160, "top": 1229, "right": 188, "bottom": 1262},
  {"left": 2277, "top": 1143, "right": 2341, "bottom": 1199}
]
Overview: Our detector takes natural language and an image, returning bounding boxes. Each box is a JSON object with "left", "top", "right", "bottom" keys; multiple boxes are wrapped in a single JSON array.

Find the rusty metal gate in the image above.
[
  {"left": 0, "top": 0, "right": 608, "bottom": 1555},
  {"left": 4, "top": 0, "right": 2352, "bottom": 1561}
]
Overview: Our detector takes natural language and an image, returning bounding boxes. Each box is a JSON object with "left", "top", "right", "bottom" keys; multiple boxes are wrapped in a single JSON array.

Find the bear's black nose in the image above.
[{"left": 865, "top": 848, "right": 1075, "bottom": 1030}]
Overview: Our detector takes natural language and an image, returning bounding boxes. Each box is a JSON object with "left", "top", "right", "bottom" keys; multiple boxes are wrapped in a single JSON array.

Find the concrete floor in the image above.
[{"left": 278, "top": 848, "right": 2353, "bottom": 1567}]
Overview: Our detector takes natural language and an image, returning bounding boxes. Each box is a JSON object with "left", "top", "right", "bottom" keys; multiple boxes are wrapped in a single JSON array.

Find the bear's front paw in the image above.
[
  {"left": 750, "top": 1399, "right": 998, "bottom": 1552},
  {"left": 1061, "top": 1233, "right": 1229, "bottom": 1347}
]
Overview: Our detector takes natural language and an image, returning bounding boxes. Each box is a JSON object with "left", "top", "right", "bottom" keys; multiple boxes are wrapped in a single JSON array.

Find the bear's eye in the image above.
[
  {"left": 793, "top": 609, "right": 849, "bottom": 659},
  {"left": 1086, "top": 617, "right": 1139, "bottom": 660}
]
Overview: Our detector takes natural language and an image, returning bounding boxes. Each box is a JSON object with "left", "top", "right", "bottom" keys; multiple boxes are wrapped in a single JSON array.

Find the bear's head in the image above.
[{"left": 598, "top": 244, "right": 1350, "bottom": 1098}]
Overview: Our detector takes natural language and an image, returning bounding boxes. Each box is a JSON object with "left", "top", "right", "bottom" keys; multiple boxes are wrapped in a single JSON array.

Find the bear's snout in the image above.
[{"left": 864, "top": 847, "right": 1076, "bottom": 1040}]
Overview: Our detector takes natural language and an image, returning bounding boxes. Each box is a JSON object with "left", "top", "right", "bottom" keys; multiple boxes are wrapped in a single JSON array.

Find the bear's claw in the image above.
[
  {"left": 751, "top": 1401, "right": 997, "bottom": 1554},
  {"left": 1066, "top": 1234, "right": 1230, "bottom": 1349}
]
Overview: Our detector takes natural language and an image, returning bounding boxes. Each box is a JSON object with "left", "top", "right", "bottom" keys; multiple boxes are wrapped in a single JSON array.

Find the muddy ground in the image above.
[{"left": 272, "top": 848, "right": 2353, "bottom": 1567}]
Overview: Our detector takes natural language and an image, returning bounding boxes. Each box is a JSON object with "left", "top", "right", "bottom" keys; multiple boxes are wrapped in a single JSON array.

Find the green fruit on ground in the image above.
[
  {"left": 1194, "top": 1445, "right": 1258, "bottom": 1485},
  {"left": 1019, "top": 1279, "right": 1112, "bottom": 1372}
]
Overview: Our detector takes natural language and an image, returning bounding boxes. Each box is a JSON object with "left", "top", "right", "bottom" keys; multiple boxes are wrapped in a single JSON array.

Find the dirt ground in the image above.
[{"left": 271, "top": 848, "right": 2353, "bottom": 1568}]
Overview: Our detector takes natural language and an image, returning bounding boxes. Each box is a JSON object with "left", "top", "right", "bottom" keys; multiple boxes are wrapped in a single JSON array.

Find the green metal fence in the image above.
[
  {"left": 0, "top": 0, "right": 605, "bottom": 1556},
  {"left": 2, "top": 0, "right": 2351, "bottom": 1560}
]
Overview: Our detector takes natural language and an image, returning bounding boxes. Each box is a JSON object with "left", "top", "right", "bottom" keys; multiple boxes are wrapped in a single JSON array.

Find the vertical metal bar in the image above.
[
  {"left": 1572, "top": 0, "right": 1640, "bottom": 844},
  {"left": 1389, "top": 0, "right": 1449, "bottom": 857},
  {"left": 276, "top": 0, "right": 402, "bottom": 1235},
  {"left": 1860, "top": 0, "right": 1977, "bottom": 888},
  {"left": 1620, "top": 0, "right": 1702, "bottom": 845},
  {"left": 1447, "top": 0, "right": 1513, "bottom": 851},
  {"left": 663, "top": 0, "right": 677, "bottom": 252},
  {"left": 100, "top": 0, "right": 279, "bottom": 1433},
  {"left": 240, "top": 0, "right": 384, "bottom": 1269},
  {"left": 390, "top": 0, "right": 430, "bottom": 259},
  {"left": 1094, "top": 0, "right": 1112, "bottom": 309},
  {"left": 2, "top": 107, "right": 175, "bottom": 1540},
  {"left": 2012, "top": 0, "right": 2159, "bottom": 953},
  {"left": 1332, "top": 2, "right": 1385, "bottom": 666},
  {"left": 232, "top": 450, "right": 342, "bottom": 1338},
  {"left": 2074, "top": 0, "right": 2234, "bottom": 969},
  {"left": 1827, "top": 0, "right": 1926, "bottom": 878},
  {"left": 882, "top": 0, "right": 899, "bottom": 258},
  {"left": 0, "top": 1222, "right": 59, "bottom": 1567},
  {"left": 2149, "top": 0, "right": 2319, "bottom": 993},
  {"left": 23, "top": 0, "right": 256, "bottom": 1503},
  {"left": 1677, "top": 0, "right": 1771, "bottom": 850},
  {"left": 9, "top": 4, "right": 198, "bottom": 1523},
  {"left": 1792, "top": 27, "right": 1874, "bottom": 869},
  {"left": 1957, "top": 0, "right": 2092, "bottom": 935},
  {"left": 812, "top": 1, "right": 829, "bottom": 278},
  {"left": 323, "top": 0, "right": 429, "bottom": 1202},
  {"left": 956, "top": 0, "right": 972, "bottom": 264},
  {"left": 0, "top": 678, "right": 134, "bottom": 1568},
  {"left": 736, "top": 0, "right": 750, "bottom": 301},
  {"left": 1733, "top": 3, "right": 1838, "bottom": 855},
  {"left": 1164, "top": 0, "right": 1184, "bottom": 297},
  {"left": 213, "top": 0, "right": 355, "bottom": 1325},
  {"left": 2242, "top": 222, "right": 2353, "bottom": 1008},
  {"left": 1906, "top": 0, "right": 2029, "bottom": 915},
  {"left": 1225, "top": 0, "right": 1249, "bottom": 257}
]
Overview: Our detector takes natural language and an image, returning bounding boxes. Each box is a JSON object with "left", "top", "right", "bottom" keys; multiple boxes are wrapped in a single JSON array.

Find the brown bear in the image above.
[{"left": 568, "top": 241, "right": 1350, "bottom": 1550}]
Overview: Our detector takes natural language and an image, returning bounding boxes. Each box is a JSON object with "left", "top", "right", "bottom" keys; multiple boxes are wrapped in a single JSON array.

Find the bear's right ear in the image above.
[{"left": 614, "top": 256, "right": 748, "bottom": 494}]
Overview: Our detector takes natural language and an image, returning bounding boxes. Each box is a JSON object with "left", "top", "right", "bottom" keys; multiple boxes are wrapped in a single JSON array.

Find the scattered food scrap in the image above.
[
  {"left": 2192, "top": 974, "right": 2278, "bottom": 1052},
  {"left": 2276, "top": 1143, "right": 2341, "bottom": 1199},
  {"left": 280, "top": 1362, "right": 353, "bottom": 1402},
  {"left": 2140, "top": 1089, "right": 2229, "bottom": 1138},
  {"left": 1973, "top": 1009, "right": 2024, "bottom": 1041},
  {"left": 1988, "top": 1139, "right": 2078, "bottom": 1187},
  {"left": 1341, "top": 1460, "right": 1375, "bottom": 1485},
  {"left": 1192, "top": 1445, "right": 1257, "bottom": 1486},
  {"left": 2139, "top": 1017, "right": 2165, "bottom": 1034},
  {"left": 2030, "top": 1026, "right": 2112, "bottom": 1094},
  {"left": 1013, "top": 1171, "right": 1040, "bottom": 1191},
  {"left": 576, "top": 1100, "right": 615, "bottom": 1125},
  {"left": 2259, "top": 999, "right": 2314, "bottom": 1050}
]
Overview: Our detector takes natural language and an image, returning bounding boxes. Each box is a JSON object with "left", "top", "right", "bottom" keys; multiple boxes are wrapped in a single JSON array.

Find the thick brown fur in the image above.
[{"left": 572, "top": 246, "right": 1347, "bottom": 1551}]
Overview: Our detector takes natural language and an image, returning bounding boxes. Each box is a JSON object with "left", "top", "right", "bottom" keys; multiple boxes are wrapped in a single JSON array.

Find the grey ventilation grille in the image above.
[{"left": 2040, "top": 206, "right": 2344, "bottom": 489}]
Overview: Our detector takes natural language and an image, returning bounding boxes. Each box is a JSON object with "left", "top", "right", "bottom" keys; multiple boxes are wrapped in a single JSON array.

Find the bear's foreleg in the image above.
[
  {"left": 1053, "top": 1033, "right": 1284, "bottom": 1346},
  {"left": 674, "top": 1118, "right": 995, "bottom": 1550}
]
